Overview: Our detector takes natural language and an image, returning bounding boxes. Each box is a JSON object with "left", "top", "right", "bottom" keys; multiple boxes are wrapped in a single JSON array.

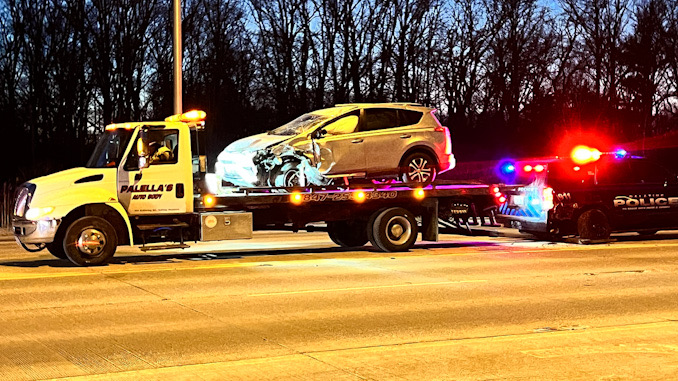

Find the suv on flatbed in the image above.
[
  {"left": 215, "top": 103, "right": 455, "bottom": 188},
  {"left": 498, "top": 152, "right": 678, "bottom": 242}
]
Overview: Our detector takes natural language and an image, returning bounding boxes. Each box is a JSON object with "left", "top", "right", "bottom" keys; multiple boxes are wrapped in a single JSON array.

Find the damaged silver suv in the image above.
[{"left": 215, "top": 103, "right": 455, "bottom": 188}]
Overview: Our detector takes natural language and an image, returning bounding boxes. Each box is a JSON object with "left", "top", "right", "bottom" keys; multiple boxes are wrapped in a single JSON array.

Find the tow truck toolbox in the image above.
[
  {"left": 497, "top": 147, "right": 678, "bottom": 242},
  {"left": 12, "top": 110, "right": 504, "bottom": 266}
]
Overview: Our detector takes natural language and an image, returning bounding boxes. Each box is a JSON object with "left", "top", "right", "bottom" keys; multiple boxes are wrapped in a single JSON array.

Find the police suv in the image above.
[{"left": 498, "top": 147, "right": 678, "bottom": 242}]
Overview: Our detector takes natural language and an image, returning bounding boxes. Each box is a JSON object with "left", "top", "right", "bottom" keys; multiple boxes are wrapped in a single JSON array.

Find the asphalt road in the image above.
[{"left": 1, "top": 229, "right": 678, "bottom": 380}]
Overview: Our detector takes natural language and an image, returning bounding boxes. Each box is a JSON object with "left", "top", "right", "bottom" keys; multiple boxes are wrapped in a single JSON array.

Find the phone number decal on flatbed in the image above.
[{"left": 299, "top": 191, "right": 398, "bottom": 202}]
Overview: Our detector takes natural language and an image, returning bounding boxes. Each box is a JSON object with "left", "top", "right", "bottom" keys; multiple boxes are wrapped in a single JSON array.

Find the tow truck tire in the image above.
[
  {"left": 400, "top": 152, "right": 437, "bottom": 185},
  {"left": 327, "top": 221, "right": 369, "bottom": 247},
  {"left": 369, "top": 207, "right": 418, "bottom": 252},
  {"left": 577, "top": 209, "right": 611, "bottom": 242},
  {"left": 45, "top": 242, "right": 68, "bottom": 259},
  {"left": 63, "top": 216, "right": 118, "bottom": 266}
]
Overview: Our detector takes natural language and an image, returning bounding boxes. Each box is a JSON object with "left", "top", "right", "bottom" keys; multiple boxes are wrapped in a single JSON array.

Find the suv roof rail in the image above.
[{"left": 333, "top": 102, "right": 425, "bottom": 107}]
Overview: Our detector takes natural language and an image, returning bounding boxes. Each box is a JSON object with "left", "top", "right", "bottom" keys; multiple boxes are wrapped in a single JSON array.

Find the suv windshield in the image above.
[
  {"left": 86, "top": 129, "right": 134, "bottom": 168},
  {"left": 269, "top": 113, "right": 328, "bottom": 136}
]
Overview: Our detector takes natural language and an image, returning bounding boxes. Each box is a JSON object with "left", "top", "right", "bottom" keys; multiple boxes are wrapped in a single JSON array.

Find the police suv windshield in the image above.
[{"left": 86, "top": 129, "right": 134, "bottom": 168}]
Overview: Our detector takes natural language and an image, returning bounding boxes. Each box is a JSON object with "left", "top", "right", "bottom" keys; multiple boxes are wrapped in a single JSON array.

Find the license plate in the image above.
[{"left": 511, "top": 195, "right": 524, "bottom": 205}]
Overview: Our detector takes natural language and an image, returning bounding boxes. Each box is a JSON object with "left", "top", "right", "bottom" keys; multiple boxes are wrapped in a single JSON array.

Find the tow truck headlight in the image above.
[{"left": 25, "top": 206, "right": 55, "bottom": 221}]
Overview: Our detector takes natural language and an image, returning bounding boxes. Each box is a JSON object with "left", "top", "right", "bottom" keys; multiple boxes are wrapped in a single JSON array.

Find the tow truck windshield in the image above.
[{"left": 86, "top": 129, "right": 134, "bottom": 168}]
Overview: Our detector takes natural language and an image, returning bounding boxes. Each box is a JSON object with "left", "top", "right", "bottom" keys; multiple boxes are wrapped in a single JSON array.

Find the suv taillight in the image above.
[{"left": 435, "top": 126, "right": 452, "bottom": 155}]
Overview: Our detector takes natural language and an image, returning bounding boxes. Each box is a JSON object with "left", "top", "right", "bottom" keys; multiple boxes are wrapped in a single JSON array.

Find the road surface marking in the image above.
[{"left": 248, "top": 280, "right": 488, "bottom": 297}]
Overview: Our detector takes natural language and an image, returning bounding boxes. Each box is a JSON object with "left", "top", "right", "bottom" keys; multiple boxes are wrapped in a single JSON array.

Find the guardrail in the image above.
[{"left": 1, "top": 181, "right": 16, "bottom": 229}]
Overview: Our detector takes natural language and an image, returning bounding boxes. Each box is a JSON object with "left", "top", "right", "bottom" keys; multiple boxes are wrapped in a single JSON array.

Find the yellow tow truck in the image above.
[{"left": 13, "top": 111, "right": 501, "bottom": 266}]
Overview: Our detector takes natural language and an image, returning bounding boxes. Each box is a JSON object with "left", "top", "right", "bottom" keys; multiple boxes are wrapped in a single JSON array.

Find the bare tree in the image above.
[{"left": 484, "top": 0, "right": 557, "bottom": 131}]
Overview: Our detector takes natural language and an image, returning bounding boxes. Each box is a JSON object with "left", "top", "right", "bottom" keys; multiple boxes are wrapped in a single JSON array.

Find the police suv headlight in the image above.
[{"left": 25, "top": 206, "right": 55, "bottom": 221}]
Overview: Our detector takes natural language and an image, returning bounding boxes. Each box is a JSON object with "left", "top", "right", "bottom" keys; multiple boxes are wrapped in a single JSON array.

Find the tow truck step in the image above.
[
  {"left": 137, "top": 222, "right": 190, "bottom": 231},
  {"left": 139, "top": 243, "right": 190, "bottom": 252}
]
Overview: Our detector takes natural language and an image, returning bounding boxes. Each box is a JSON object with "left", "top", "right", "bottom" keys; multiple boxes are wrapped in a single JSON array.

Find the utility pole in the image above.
[{"left": 173, "top": 0, "right": 182, "bottom": 114}]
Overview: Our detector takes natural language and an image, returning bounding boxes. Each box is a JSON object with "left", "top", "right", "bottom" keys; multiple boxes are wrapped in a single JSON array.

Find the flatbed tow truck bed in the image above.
[{"left": 201, "top": 181, "right": 502, "bottom": 237}]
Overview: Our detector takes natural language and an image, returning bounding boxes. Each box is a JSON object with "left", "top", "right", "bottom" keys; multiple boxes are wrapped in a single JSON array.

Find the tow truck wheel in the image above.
[
  {"left": 369, "top": 207, "right": 418, "bottom": 252},
  {"left": 577, "top": 209, "right": 611, "bottom": 242},
  {"left": 63, "top": 216, "right": 118, "bottom": 266},
  {"left": 327, "top": 221, "right": 369, "bottom": 247},
  {"left": 45, "top": 242, "right": 68, "bottom": 259},
  {"left": 400, "top": 152, "right": 437, "bottom": 185}
]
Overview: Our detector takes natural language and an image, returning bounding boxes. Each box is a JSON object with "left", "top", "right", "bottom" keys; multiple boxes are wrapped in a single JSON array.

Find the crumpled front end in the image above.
[
  {"left": 215, "top": 142, "right": 331, "bottom": 190},
  {"left": 215, "top": 150, "right": 261, "bottom": 187}
]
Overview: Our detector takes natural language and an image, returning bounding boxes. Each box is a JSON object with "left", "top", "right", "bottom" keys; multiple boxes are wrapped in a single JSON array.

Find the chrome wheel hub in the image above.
[
  {"left": 76, "top": 228, "right": 106, "bottom": 256},
  {"left": 386, "top": 216, "right": 411, "bottom": 245}
]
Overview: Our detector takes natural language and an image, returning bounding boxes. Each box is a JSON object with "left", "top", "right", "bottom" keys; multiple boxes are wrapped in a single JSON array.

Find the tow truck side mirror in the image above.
[{"left": 137, "top": 128, "right": 150, "bottom": 170}]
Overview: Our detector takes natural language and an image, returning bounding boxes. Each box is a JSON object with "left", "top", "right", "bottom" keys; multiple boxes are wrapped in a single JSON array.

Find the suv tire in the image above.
[
  {"left": 401, "top": 152, "right": 437, "bottom": 185},
  {"left": 577, "top": 209, "right": 611, "bottom": 242}
]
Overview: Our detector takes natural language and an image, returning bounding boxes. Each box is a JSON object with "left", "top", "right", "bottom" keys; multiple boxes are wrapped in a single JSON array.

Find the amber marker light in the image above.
[
  {"left": 290, "top": 192, "right": 303, "bottom": 205},
  {"left": 165, "top": 110, "right": 207, "bottom": 123},
  {"left": 413, "top": 188, "right": 426, "bottom": 200},
  {"left": 203, "top": 194, "right": 216, "bottom": 208},
  {"left": 354, "top": 191, "right": 366, "bottom": 203}
]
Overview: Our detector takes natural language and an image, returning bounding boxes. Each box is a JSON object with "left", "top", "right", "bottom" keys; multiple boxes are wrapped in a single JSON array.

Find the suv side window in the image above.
[
  {"left": 629, "top": 159, "right": 671, "bottom": 184},
  {"left": 323, "top": 113, "right": 359, "bottom": 135},
  {"left": 360, "top": 109, "right": 399, "bottom": 131},
  {"left": 399, "top": 110, "right": 423, "bottom": 126},
  {"left": 596, "top": 161, "right": 631, "bottom": 185}
]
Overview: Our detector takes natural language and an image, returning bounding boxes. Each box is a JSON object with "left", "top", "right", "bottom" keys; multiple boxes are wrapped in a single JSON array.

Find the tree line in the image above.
[{"left": 1, "top": 0, "right": 677, "bottom": 183}]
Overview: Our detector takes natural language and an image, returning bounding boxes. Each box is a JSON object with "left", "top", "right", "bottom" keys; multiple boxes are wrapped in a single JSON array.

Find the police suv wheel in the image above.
[
  {"left": 401, "top": 152, "right": 437, "bottom": 185},
  {"left": 369, "top": 207, "right": 418, "bottom": 252},
  {"left": 327, "top": 220, "right": 369, "bottom": 248},
  {"left": 63, "top": 216, "right": 118, "bottom": 266},
  {"left": 577, "top": 209, "right": 611, "bottom": 242}
]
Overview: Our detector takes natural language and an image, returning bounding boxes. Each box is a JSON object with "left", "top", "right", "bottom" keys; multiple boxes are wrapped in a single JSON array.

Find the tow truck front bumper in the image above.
[{"left": 12, "top": 217, "right": 61, "bottom": 244}]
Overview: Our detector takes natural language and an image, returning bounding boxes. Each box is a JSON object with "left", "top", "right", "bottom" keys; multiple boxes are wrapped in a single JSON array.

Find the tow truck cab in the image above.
[
  {"left": 499, "top": 152, "right": 678, "bottom": 241},
  {"left": 12, "top": 111, "right": 221, "bottom": 265}
]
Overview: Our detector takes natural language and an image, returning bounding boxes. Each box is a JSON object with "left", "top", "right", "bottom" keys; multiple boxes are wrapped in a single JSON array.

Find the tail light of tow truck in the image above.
[{"left": 491, "top": 186, "right": 506, "bottom": 204}]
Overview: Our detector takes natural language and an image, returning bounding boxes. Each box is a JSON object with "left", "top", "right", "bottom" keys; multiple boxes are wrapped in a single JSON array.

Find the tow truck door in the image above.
[{"left": 118, "top": 125, "right": 193, "bottom": 215}]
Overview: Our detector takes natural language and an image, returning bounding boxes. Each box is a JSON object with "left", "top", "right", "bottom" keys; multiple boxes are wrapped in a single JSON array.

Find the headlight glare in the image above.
[{"left": 25, "top": 206, "right": 54, "bottom": 221}]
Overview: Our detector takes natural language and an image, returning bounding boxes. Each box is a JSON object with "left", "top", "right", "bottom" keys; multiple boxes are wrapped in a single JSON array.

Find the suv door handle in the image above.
[
  {"left": 400, "top": 134, "right": 411, "bottom": 139},
  {"left": 352, "top": 139, "right": 364, "bottom": 144}
]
